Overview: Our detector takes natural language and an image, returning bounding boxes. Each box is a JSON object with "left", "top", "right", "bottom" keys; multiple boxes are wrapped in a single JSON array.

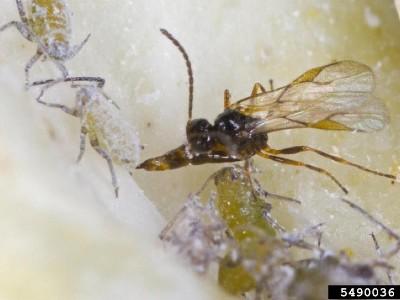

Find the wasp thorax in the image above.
[{"left": 186, "top": 118, "right": 215, "bottom": 153}]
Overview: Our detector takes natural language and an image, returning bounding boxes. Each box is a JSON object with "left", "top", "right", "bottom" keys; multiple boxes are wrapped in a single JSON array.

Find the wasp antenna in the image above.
[{"left": 160, "top": 28, "right": 194, "bottom": 121}]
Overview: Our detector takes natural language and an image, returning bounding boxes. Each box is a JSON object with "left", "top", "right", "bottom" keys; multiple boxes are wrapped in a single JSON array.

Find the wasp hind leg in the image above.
[
  {"left": 262, "top": 145, "right": 396, "bottom": 181},
  {"left": 257, "top": 149, "right": 348, "bottom": 194}
]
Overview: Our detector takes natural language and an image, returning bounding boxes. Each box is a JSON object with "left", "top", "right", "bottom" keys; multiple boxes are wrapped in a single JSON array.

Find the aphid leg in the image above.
[
  {"left": 224, "top": 89, "right": 231, "bottom": 108},
  {"left": 263, "top": 210, "right": 286, "bottom": 234},
  {"left": 1, "top": 20, "right": 25, "bottom": 35},
  {"left": 159, "top": 205, "right": 188, "bottom": 241},
  {"left": 371, "top": 232, "right": 393, "bottom": 284},
  {"left": 243, "top": 159, "right": 300, "bottom": 204},
  {"left": 34, "top": 79, "right": 79, "bottom": 116},
  {"left": 24, "top": 50, "right": 43, "bottom": 88},
  {"left": 195, "top": 172, "right": 219, "bottom": 195},
  {"left": 253, "top": 177, "right": 301, "bottom": 204},
  {"left": 262, "top": 145, "right": 396, "bottom": 181},
  {"left": 90, "top": 137, "right": 119, "bottom": 199},
  {"left": 341, "top": 198, "right": 400, "bottom": 255},
  {"left": 280, "top": 223, "right": 324, "bottom": 249},
  {"left": 15, "top": 0, "right": 28, "bottom": 24},
  {"left": 66, "top": 34, "right": 91, "bottom": 60},
  {"left": 99, "top": 90, "right": 120, "bottom": 109},
  {"left": 257, "top": 150, "right": 348, "bottom": 194},
  {"left": 53, "top": 60, "right": 69, "bottom": 80},
  {"left": 250, "top": 82, "right": 266, "bottom": 97},
  {"left": 76, "top": 126, "right": 88, "bottom": 163},
  {"left": 244, "top": 159, "right": 301, "bottom": 204}
]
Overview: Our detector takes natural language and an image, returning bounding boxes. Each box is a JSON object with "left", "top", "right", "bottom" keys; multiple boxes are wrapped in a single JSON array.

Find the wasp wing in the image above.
[{"left": 229, "top": 61, "right": 389, "bottom": 133}]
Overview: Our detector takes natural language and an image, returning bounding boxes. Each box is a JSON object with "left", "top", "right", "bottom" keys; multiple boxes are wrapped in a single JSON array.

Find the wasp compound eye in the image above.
[{"left": 187, "top": 119, "right": 214, "bottom": 153}]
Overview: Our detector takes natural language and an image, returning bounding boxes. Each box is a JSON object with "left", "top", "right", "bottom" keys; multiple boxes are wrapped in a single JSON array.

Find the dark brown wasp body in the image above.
[
  {"left": 137, "top": 29, "right": 396, "bottom": 194},
  {"left": 145, "top": 109, "right": 269, "bottom": 170}
]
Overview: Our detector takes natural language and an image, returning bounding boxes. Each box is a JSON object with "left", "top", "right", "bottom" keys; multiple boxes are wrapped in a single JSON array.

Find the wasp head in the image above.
[{"left": 186, "top": 118, "right": 216, "bottom": 153}]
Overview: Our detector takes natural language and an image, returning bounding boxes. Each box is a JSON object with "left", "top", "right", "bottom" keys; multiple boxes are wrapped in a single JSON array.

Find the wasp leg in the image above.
[
  {"left": 224, "top": 89, "right": 231, "bottom": 108},
  {"left": 24, "top": 49, "right": 43, "bottom": 88},
  {"left": 269, "top": 79, "right": 274, "bottom": 91},
  {"left": 262, "top": 145, "right": 396, "bottom": 181},
  {"left": 76, "top": 126, "right": 88, "bottom": 163},
  {"left": 66, "top": 33, "right": 91, "bottom": 60},
  {"left": 257, "top": 150, "right": 348, "bottom": 194},
  {"left": 90, "top": 136, "right": 119, "bottom": 198},
  {"left": 250, "top": 82, "right": 267, "bottom": 97}
]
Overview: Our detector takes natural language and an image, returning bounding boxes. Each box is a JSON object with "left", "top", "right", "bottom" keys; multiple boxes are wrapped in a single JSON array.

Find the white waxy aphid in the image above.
[
  {"left": 33, "top": 76, "right": 141, "bottom": 198},
  {"left": 159, "top": 194, "right": 230, "bottom": 273},
  {"left": 0, "top": 0, "right": 90, "bottom": 86}
]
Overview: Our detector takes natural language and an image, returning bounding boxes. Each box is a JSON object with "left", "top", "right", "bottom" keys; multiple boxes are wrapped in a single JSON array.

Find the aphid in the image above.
[
  {"left": 159, "top": 194, "right": 230, "bottom": 273},
  {"left": 32, "top": 76, "right": 141, "bottom": 198},
  {"left": 281, "top": 252, "right": 383, "bottom": 300},
  {"left": 161, "top": 164, "right": 302, "bottom": 296},
  {"left": 162, "top": 164, "right": 400, "bottom": 298},
  {"left": 0, "top": 0, "right": 90, "bottom": 86},
  {"left": 137, "top": 29, "right": 397, "bottom": 194}
]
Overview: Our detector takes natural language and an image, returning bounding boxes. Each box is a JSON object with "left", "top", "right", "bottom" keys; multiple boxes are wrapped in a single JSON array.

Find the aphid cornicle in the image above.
[
  {"left": 32, "top": 77, "right": 141, "bottom": 198},
  {"left": 137, "top": 29, "right": 397, "bottom": 194},
  {"left": 0, "top": 0, "right": 90, "bottom": 86}
]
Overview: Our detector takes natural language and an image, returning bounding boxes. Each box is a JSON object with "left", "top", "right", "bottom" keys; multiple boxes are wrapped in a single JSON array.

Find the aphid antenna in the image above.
[{"left": 160, "top": 28, "right": 194, "bottom": 122}]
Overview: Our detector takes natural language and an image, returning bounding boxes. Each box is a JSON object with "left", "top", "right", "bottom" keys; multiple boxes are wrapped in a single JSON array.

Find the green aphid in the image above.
[{"left": 213, "top": 166, "right": 277, "bottom": 295}]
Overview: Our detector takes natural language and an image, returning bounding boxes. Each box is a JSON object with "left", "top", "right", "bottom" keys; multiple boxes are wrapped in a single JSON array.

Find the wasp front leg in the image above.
[
  {"left": 250, "top": 82, "right": 266, "bottom": 97},
  {"left": 224, "top": 89, "right": 231, "bottom": 108}
]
